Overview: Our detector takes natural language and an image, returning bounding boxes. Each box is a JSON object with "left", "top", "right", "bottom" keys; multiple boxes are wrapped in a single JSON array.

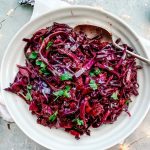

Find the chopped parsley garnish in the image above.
[
  {"left": 40, "top": 62, "right": 46, "bottom": 68},
  {"left": 89, "top": 79, "right": 98, "bottom": 90},
  {"left": 53, "top": 86, "right": 71, "bottom": 101},
  {"left": 72, "top": 118, "right": 84, "bottom": 126},
  {"left": 36, "top": 60, "right": 46, "bottom": 68},
  {"left": 26, "top": 85, "right": 32, "bottom": 101},
  {"left": 26, "top": 93, "right": 32, "bottom": 101},
  {"left": 63, "top": 86, "right": 71, "bottom": 98},
  {"left": 29, "top": 51, "right": 38, "bottom": 59},
  {"left": 125, "top": 100, "right": 130, "bottom": 105},
  {"left": 60, "top": 72, "right": 72, "bottom": 81},
  {"left": 27, "top": 85, "right": 32, "bottom": 90},
  {"left": 49, "top": 111, "right": 58, "bottom": 122},
  {"left": 90, "top": 68, "right": 101, "bottom": 76},
  {"left": 41, "top": 36, "right": 45, "bottom": 41},
  {"left": 53, "top": 90, "right": 64, "bottom": 97},
  {"left": 108, "top": 66, "right": 113, "bottom": 71},
  {"left": 94, "top": 68, "right": 101, "bottom": 75},
  {"left": 39, "top": 68, "right": 50, "bottom": 75},
  {"left": 111, "top": 91, "right": 118, "bottom": 100},
  {"left": 46, "top": 41, "right": 53, "bottom": 50},
  {"left": 65, "top": 85, "right": 71, "bottom": 91},
  {"left": 36, "top": 60, "right": 42, "bottom": 65},
  {"left": 90, "top": 72, "right": 95, "bottom": 77},
  {"left": 36, "top": 60, "right": 50, "bottom": 75}
]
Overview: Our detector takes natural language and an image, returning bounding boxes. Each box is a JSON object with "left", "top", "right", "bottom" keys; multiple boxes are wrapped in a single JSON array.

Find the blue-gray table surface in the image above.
[{"left": 0, "top": 0, "right": 150, "bottom": 149}]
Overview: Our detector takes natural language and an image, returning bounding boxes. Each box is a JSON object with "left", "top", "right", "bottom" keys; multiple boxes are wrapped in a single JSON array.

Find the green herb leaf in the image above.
[
  {"left": 53, "top": 86, "right": 71, "bottom": 100},
  {"left": 53, "top": 90, "right": 64, "bottom": 97},
  {"left": 72, "top": 118, "right": 84, "bottom": 126},
  {"left": 46, "top": 41, "right": 53, "bottom": 50},
  {"left": 38, "top": 61, "right": 49, "bottom": 74},
  {"left": 90, "top": 68, "right": 101, "bottom": 76},
  {"left": 26, "top": 85, "right": 32, "bottom": 101},
  {"left": 43, "top": 72, "right": 50, "bottom": 75},
  {"left": 36, "top": 60, "right": 46, "bottom": 68},
  {"left": 29, "top": 51, "right": 38, "bottom": 59},
  {"left": 89, "top": 79, "right": 98, "bottom": 90},
  {"left": 36, "top": 60, "right": 42, "bottom": 66},
  {"left": 65, "top": 85, "right": 71, "bottom": 91},
  {"left": 94, "top": 68, "right": 101, "bottom": 75},
  {"left": 125, "top": 100, "right": 130, "bottom": 105},
  {"left": 39, "top": 67, "right": 50, "bottom": 75},
  {"left": 90, "top": 72, "right": 95, "bottom": 77},
  {"left": 60, "top": 72, "right": 72, "bottom": 81},
  {"left": 111, "top": 91, "right": 118, "bottom": 100},
  {"left": 76, "top": 119, "right": 84, "bottom": 126},
  {"left": 27, "top": 85, "right": 32, "bottom": 90},
  {"left": 40, "top": 62, "right": 46, "bottom": 68},
  {"left": 63, "top": 86, "right": 71, "bottom": 98},
  {"left": 25, "top": 92, "right": 32, "bottom": 101},
  {"left": 41, "top": 36, "right": 45, "bottom": 41},
  {"left": 108, "top": 66, "right": 113, "bottom": 71},
  {"left": 49, "top": 111, "right": 58, "bottom": 122},
  {"left": 63, "top": 90, "right": 70, "bottom": 98}
]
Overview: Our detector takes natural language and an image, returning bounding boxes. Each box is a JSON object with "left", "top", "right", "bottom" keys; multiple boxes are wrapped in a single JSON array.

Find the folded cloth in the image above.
[
  {"left": 0, "top": 94, "right": 14, "bottom": 122},
  {"left": 31, "top": 0, "right": 69, "bottom": 20},
  {"left": 0, "top": 0, "right": 69, "bottom": 122}
]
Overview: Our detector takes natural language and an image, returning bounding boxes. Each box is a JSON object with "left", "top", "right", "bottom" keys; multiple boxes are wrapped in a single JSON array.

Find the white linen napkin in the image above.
[
  {"left": 0, "top": 0, "right": 69, "bottom": 122},
  {"left": 31, "top": 0, "right": 70, "bottom": 20}
]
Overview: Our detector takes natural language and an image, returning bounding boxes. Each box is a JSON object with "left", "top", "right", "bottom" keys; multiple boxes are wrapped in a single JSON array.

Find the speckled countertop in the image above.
[{"left": 0, "top": 0, "right": 150, "bottom": 150}]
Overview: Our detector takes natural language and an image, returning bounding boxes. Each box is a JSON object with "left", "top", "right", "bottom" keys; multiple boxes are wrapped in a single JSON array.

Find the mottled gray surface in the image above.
[{"left": 0, "top": 0, "right": 150, "bottom": 150}]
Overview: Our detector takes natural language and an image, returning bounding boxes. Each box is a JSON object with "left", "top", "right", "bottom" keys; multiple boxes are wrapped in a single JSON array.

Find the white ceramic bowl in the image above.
[{"left": 1, "top": 6, "right": 150, "bottom": 150}]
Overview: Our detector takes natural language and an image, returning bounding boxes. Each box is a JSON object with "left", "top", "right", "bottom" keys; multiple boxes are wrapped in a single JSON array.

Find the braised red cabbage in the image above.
[{"left": 5, "top": 22, "right": 141, "bottom": 139}]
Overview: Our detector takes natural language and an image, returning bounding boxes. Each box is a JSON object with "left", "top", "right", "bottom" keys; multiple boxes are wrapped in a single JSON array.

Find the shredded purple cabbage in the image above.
[{"left": 5, "top": 22, "right": 141, "bottom": 139}]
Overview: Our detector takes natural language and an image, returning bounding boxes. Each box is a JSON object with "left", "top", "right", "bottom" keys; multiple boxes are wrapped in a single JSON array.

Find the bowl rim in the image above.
[{"left": 1, "top": 5, "right": 150, "bottom": 150}]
